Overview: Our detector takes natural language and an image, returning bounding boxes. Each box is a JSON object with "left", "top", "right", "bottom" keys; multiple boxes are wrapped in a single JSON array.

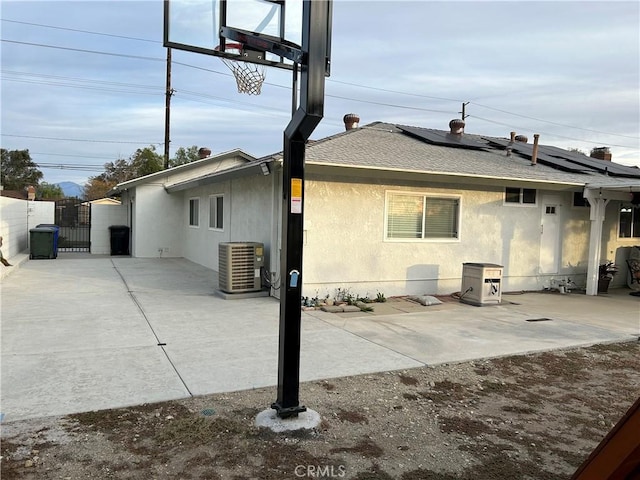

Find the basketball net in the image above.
[{"left": 219, "top": 44, "right": 266, "bottom": 95}]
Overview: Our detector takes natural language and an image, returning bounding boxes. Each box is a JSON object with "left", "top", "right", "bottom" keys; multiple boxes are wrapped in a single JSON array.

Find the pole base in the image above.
[
  {"left": 255, "top": 408, "right": 321, "bottom": 432},
  {"left": 271, "top": 402, "right": 307, "bottom": 419}
]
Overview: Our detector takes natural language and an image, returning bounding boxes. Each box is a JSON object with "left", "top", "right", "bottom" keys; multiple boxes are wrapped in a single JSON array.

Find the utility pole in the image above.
[
  {"left": 460, "top": 102, "right": 469, "bottom": 120},
  {"left": 164, "top": 47, "right": 173, "bottom": 169}
]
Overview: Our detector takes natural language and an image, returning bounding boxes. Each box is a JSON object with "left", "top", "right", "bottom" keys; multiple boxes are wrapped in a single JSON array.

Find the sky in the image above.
[{"left": 1, "top": 0, "right": 639, "bottom": 186}]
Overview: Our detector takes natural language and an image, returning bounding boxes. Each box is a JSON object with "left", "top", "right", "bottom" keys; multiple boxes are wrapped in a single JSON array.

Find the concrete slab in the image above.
[
  {"left": 2, "top": 255, "right": 638, "bottom": 423},
  {"left": 1, "top": 346, "right": 190, "bottom": 421}
]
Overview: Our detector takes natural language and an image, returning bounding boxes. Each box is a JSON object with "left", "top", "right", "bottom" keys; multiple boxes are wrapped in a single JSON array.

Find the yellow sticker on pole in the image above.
[{"left": 291, "top": 178, "right": 302, "bottom": 214}]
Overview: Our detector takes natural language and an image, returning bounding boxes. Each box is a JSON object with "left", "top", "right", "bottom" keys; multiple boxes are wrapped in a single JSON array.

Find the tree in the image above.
[
  {"left": 83, "top": 145, "right": 164, "bottom": 200},
  {"left": 130, "top": 145, "right": 164, "bottom": 177},
  {"left": 83, "top": 177, "right": 115, "bottom": 201},
  {"left": 37, "top": 182, "right": 64, "bottom": 200},
  {"left": 169, "top": 146, "right": 200, "bottom": 168},
  {"left": 0, "top": 148, "right": 43, "bottom": 190}
]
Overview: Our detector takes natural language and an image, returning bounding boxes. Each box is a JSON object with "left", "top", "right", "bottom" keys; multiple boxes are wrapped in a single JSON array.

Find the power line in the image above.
[
  {"left": 470, "top": 102, "right": 640, "bottom": 140},
  {"left": 1, "top": 70, "right": 161, "bottom": 90},
  {"left": 2, "top": 134, "right": 162, "bottom": 145},
  {"left": 330, "top": 78, "right": 463, "bottom": 103},
  {"left": 0, "top": 39, "right": 163, "bottom": 63},
  {"left": 3, "top": 23, "right": 638, "bottom": 146},
  {"left": 1, "top": 19, "right": 159, "bottom": 43},
  {"left": 35, "top": 163, "right": 105, "bottom": 172},
  {"left": 468, "top": 115, "right": 638, "bottom": 149},
  {"left": 30, "top": 152, "right": 116, "bottom": 160}
]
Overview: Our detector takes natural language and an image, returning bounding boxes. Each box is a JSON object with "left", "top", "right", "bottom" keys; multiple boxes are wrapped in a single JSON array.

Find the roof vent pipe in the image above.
[
  {"left": 449, "top": 118, "right": 465, "bottom": 134},
  {"left": 514, "top": 135, "right": 528, "bottom": 143},
  {"left": 506, "top": 131, "right": 516, "bottom": 157},
  {"left": 343, "top": 113, "right": 360, "bottom": 130},
  {"left": 531, "top": 134, "right": 540, "bottom": 166}
]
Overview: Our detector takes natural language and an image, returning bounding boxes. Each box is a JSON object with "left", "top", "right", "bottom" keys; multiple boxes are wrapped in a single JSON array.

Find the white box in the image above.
[{"left": 460, "top": 263, "right": 503, "bottom": 306}]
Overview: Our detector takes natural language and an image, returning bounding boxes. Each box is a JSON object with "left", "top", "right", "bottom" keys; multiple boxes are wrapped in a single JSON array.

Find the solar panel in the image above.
[
  {"left": 483, "top": 138, "right": 595, "bottom": 173},
  {"left": 398, "top": 126, "right": 488, "bottom": 150},
  {"left": 540, "top": 145, "right": 640, "bottom": 178}
]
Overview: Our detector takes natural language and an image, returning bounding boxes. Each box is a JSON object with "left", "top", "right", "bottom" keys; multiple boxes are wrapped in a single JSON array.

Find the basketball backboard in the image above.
[{"left": 164, "top": 0, "right": 304, "bottom": 70}]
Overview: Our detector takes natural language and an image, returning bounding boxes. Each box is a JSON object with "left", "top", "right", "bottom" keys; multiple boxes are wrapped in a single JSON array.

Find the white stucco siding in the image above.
[
  {"left": 167, "top": 157, "right": 247, "bottom": 185},
  {"left": 558, "top": 202, "right": 591, "bottom": 280},
  {"left": 301, "top": 180, "right": 597, "bottom": 297},
  {"left": 228, "top": 175, "right": 274, "bottom": 248},
  {"left": 182, "top": 183, "right": 230, "bottom": 270},
  {"left": 90, "top": 203, "right": 128, "bottom": 254},
  {"left": 133, "top": 184, "right": 183, "bottom": 258},
  {"left": 181, "top": 175, "right": 275, "bottom": 272}
]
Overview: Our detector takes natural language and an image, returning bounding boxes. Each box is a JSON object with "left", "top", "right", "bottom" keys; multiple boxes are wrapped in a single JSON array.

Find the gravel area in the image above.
[{"left": 1, "top": 341, "right": 638, "bottom": 479}]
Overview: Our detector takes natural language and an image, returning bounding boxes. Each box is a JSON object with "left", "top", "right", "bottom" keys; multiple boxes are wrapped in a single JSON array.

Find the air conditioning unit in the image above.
[
  {"left": 460, "top": 263, "right": 503, "bottom": 306},
  {"left": 219, "top": 242, "right": 265, "bottom": 293}
]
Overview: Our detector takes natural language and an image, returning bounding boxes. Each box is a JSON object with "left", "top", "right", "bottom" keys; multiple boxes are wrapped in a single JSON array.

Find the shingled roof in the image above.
[{"left": 291, "top": 122, "right": 640, "bottom": 189}]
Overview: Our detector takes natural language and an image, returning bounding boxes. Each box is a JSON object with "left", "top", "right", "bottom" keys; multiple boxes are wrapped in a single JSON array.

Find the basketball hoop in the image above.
[{"left": 216, "top": 43, "right": 266, "bottom": 95}]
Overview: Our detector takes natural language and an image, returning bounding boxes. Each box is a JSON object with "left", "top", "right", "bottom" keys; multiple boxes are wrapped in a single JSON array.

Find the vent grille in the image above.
[{"left": 219, "top": 242, "right": 264, "bottom": 293}]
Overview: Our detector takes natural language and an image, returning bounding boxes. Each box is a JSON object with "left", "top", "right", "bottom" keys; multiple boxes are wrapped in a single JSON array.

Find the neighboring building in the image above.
[{"left": 109, "top": 120, "right": 640, "bottom": 297}]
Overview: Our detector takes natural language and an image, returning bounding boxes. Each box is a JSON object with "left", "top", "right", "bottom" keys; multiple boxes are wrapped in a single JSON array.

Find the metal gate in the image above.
[{"left": 54, "top": 198, "right": 90, "bottom": 252}]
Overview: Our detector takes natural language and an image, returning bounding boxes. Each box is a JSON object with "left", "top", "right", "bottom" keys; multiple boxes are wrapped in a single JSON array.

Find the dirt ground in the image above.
[{"left": 1, "top": 340, "right": 638, "bottom": 480}]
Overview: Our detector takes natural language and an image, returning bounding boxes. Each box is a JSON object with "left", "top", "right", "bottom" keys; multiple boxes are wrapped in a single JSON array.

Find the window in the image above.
[
  {"left": 189, "top": 198, "right": 199, "bottom": 227},
  {"left": 386, "top": 192, "right": 459, "bottom": 240},
  {"left": 573, "top": 192, "right": 590, "bottom": 207},
  {"left": 619, "top": 204, "right": 640, "bottom": 238},
  {"left": 209, "top": 195, "right": 224, "bottom": 229},
  {"left": 505, "top": 187, "right": 536, "bottom": 205}
]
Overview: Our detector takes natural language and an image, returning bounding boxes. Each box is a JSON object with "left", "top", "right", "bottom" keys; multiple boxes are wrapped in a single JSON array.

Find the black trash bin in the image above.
[
  {"left": 36, "top": 224, "right": 60, "bottom": 258},
  {"left": 30, "top": 227, "right": 56, "bottom": 259},
  {"left": 109, "top": 225, "right": 130, "bottom": 256}
]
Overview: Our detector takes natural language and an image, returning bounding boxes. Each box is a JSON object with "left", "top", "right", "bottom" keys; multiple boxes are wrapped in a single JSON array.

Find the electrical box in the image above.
[
  {"left": 460, "top": 263, "right": 503, "bottom": 306},
  {"left": 218, "top": 242, "right": 264, "bottom": 293}
]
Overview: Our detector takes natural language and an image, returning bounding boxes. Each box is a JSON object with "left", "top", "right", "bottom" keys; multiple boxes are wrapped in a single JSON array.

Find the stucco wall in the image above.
[
  {"left": 301, "top": 178, "right": 593, "bottom": 298},
  {"left": 132, "top": 184, "right": 183, "bottom": 258},
  {"left": 0, "top": 198, "right": 54, "bottom": 256},
  {"left": 90, "top": 203, "right": 128, "bottom": 254},
  {"left": 181, "top": 174, "right": 274, "bottom": 271}
]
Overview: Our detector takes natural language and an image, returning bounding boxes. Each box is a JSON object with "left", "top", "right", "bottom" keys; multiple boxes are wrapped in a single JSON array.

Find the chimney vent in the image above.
[
  {"left": 449, "top": 118, "right": 465, "bottom": 134},
  {"left": 343, "top": 113, "right": 360, "bottom": 130},
  {"left": 590, "top": 147, "right": 612, "bottom": 161},
  {"left": 510, "top": 131, "right": 516, "bottom": 142},
  {"left": 514, "top": 134, "right": 528, "bottom": 143},
  {"left": 27, "top": 185, "right": 36, "bottom": 201},
  {"left": 198, "top": 147, "right": 212, "bottom": 159}
]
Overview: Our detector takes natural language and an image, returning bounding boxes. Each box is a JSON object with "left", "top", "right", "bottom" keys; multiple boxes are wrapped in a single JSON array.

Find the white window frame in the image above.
[
  {"left": 618, "top": 203, "right": 640, "bottom": 239},
  {"left": 188, "top": 197, "right": 199, "bottom": 228},
  {"left": 384, "top": 191, "right": 461, "bottom": 242},
  {"left": 504, "top": 187, "right": 537, "bottom": 206},
  {"left": 208, "top": 194, "right": 224, "bottom": 231}
]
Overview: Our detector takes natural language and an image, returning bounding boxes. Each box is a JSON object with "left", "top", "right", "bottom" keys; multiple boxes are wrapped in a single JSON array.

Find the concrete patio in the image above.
[{"left": 1, "top": 255, "right": 638, "bottom": 422}]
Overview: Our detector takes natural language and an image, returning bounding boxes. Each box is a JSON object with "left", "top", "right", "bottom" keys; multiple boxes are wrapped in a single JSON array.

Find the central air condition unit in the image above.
[{"left": 219, "top": 242, "right": 265, "bottom": 293}]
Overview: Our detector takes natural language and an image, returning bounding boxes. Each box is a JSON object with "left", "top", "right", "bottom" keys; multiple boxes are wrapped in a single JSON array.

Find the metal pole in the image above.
[
  {"left": 272, "top": 0, "right": 331, "bottom": 419},
  {"left": 164, "top": 47, "right": 172, "bottom": 169}
]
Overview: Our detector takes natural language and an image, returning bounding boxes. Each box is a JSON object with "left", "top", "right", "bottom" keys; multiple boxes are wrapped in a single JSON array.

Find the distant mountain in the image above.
[{"left": 56, "top": 182, "right": 84, "bottom": 198}]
